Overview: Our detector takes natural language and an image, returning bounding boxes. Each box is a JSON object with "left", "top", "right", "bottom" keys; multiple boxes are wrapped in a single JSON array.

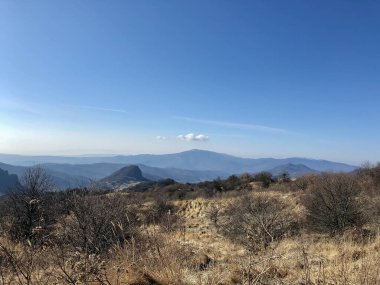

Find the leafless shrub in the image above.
[
  {"left": 0, "top": 240, "right": 52, "bottom": 285},
  {"left": 206, "top": 204, "right": 222, "bottom": 231},
  {"left": 144, "top": 199, "right": 182, "bottom": 232},
  {"left": 357, "top": 162, "right": 380, "bottom": 197},
  {"left": 56, "top": 193, "right": 139, "bottom": 255},
  {"left": 293, "top": 174, "right": 315, "bottom": 191},
  {"left": 266, "top": 182, "right": 298, "bottom": 192},
  {"left": 221, "top": 193, "right": 299, "bottom": 250},
  {"left": 50, "top": 246, "right": 114, "bottom": 285},
  {"left": 303, "top": 173, "right": 365, "bottom": 234}
]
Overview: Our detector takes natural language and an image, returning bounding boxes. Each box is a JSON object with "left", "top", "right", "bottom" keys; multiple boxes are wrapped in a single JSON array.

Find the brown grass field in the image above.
[{"left": 1, "top": 168, "right": 380, "bottom": 285}]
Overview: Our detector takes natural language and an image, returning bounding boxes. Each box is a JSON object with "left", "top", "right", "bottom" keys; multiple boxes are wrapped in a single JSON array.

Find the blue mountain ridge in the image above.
[{"left": 0, "top": 149, "right": 357, "bottom": 190}]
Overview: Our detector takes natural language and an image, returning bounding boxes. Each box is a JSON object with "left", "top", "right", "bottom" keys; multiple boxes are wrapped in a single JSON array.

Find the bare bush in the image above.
[
  {"left": 303, "top": 173, "right": 365, "bottom": 234},
  {"left": 206, "top": 204, "right": 222, "bottom": 231},
  {"left": 0, "top": 240, "right": 52, "bottom": 285},
  {"left": 49, "top": 246, "right": 113, "bottom": 285},
  {"left": 56, "top": 192, "right": 139, "bottom": 254},
  {"left": 221, "top": 193, "right": 299, "bottom": 250},
  {"left": 357, "top": 162, "right": 380, "bottom": 196},
  {"left": 144, "top": 199, "right": 182, "bottom": 232}
]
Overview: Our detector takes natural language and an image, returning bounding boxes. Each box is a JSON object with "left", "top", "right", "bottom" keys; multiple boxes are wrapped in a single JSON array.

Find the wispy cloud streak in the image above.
[
  {"left": 77, "top": 105, "right": 128, "bottom": 113},
  {"left": 174, "top": 116, "right": 298, "bottom": 135}
]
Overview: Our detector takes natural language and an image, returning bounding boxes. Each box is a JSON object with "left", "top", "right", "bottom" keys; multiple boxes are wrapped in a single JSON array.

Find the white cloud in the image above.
[
  {"left": 156, "top": 136, "right": 167, "bottom": 140},
  {"left": 177, "top": 133, "right": 209, "bottom": 142}
]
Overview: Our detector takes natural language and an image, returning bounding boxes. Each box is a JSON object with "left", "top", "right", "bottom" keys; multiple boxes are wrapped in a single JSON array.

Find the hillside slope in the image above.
[
  {"left": 0, "top": 168, "right": 19, "bottom": 194},
  {"left": 0, "top": 163, "right": 91, "bottom": 190}
]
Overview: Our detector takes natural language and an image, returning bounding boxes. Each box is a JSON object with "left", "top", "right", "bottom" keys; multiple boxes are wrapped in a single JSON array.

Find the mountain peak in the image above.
[{"left": 100, "top": 165, "right": 149, "bottom": 185}]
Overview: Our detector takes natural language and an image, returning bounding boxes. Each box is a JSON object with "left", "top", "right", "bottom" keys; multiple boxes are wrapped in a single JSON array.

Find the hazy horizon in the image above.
[
  {"left": 1, "top": 1, "right": 380, "bottom": 165},
  {"left": 0, "top": 148, "right": 362, "bottom": 166}
]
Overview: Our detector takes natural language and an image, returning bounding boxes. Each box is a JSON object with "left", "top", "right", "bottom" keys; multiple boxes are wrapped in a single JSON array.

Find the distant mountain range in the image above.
[
  {"left": 37, "top": 162, "right": 229, "bottom": 182},
  {"left": 0, "top": 161, "right": 229, "bottom": 189},
  {"left": 0, "top": 149, "right": 358, "bottom": 190}
]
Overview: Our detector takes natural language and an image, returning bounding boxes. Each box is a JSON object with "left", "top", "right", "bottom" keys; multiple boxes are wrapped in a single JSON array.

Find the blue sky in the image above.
[{"left": 1, "top": 0, "right": 379, "bottom": 164}]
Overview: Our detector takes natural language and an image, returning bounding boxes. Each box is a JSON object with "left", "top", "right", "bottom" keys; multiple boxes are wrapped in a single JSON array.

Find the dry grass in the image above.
[{"left": 1, "top": 188, "right": 380, "bottom": 285}]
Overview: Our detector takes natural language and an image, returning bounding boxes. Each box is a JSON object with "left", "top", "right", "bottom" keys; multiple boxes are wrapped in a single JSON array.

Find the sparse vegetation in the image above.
[
  {"left": 303, "top": 173, "right": 365, "bottom": 234},
  {"left": 5, "top": 167, "right": 52, "bottom": 245},
  {"left": 1, "top": 165, "right": 380, "bottom": 284},
  {"left": 221, "top": 193, "right": 299, "bottom": 250}
]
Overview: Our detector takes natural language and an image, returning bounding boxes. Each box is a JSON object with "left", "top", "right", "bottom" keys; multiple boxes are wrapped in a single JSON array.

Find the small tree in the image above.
[
  {"left": 206, "top": 204, "right": 221, "bottom": 232},
  {"left": 6, "top": 167, "right": 52, "bottom": 244},
  {"left": 303, "top": 173, "right": 364, "bottom": 234},
  {"left": 253, "top": 172, "right": 273, "bottom": 188},
  {"left": 278, "top": 171, "right": 291, "bottom": 183},
  {"left": 223, "top": 175, "right": 240, "bottom": 190}
]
